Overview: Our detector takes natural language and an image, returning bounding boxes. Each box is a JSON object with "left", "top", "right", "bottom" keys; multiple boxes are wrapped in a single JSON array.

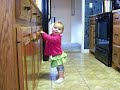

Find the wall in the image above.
[
  {"left": 50, "top": 0, "right": 103, "bottom": 50},
  {"left": 51, "top": 0, "right": 83, "bottom": 45},
  {"left": 84, "top": 0, "right": 103, "bottom": 49},
  {"left": 71, "top": 0, "right": 82, "bottom": 44},
  {"left": 51, "top": 0, "right": 71, "bottom": 42}
]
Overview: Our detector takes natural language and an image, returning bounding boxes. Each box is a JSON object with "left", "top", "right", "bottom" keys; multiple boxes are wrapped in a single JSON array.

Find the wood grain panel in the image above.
[
  {"left": 113, "top": 12, "right": 120, "bottom": 24},
  {"left": 17, "top": 26, "right": 32, "bottom": 42},
  {"left": 89, "top": 16, "right": 95, "bottom": 53},
  {"left": 15, "top": 0, "right": 31, "bottom": 20},
  {"left": 17, "top": 43, "right": 26, "bottom": 90},
  {"left": 0, "top": 0, "right": 43, "bottom": 90},
  {"left": 113, "top": 25, "right": 120, "bottom": 45},
  {"left": 112, "top": 45, "right": 120, "bottom": 68},
  {"left": 0, "top": 0, "right": 19, "bottom": 90},
  {"left": 113, "top": 12, "right": 120, "bottom": 69}
]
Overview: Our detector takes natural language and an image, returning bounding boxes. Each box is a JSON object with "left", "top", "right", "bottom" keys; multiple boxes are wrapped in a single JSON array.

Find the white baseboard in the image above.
[{"left": 81, "top": 49, "right": 89, "bottom": 53}]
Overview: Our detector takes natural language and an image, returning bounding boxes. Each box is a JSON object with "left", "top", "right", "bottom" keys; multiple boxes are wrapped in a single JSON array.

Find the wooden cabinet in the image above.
[
  {"left": 0, "top": 1, "right": 19, "bottom": 90},
  {"left": 0, "top": 0, "right": 43, "bottom": 90},
  {"left": 17, "top": 26, "right": 42, "bottom": 90},
  {"left": 112, "top": 11, "right": 120, "bottom": 68},
  {"left": 89, "top": 16, "right": 96, "bottom": 54}
]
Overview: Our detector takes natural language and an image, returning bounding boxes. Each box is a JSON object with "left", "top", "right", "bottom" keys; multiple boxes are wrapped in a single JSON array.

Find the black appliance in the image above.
[
  {"left": 95, "top": 12, "right": 113, "bottom": 67},
  {"left": 112, "top": 0, "right": 120, "bottom": 10}
]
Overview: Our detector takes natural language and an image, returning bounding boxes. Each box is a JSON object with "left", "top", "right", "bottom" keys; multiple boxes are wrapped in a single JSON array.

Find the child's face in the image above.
[{"left": 52, "top": 26, "right": 63, "bottom": 34}]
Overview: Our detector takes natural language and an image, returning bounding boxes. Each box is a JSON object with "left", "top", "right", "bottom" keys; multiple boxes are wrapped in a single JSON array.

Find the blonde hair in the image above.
[{"left": 53, "top": 22, "right": 64, "bottom": 33}]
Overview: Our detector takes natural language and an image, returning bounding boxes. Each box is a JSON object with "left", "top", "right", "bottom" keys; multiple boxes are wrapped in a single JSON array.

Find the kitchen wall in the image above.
[
  {"left": 50, "top": 0, "right": 82, "bottom": 44},
  {"left": 71, "top": 0, "right": 82, "bottom": 44},
  {"left": 50, "top": 0, "right": 103, "bottom": 50},
  {"left": 84, "top": 0, "right": 103, "bottom": 49},
  {"left": 51, "top": 0, "right": 71, "bottom": 42}
]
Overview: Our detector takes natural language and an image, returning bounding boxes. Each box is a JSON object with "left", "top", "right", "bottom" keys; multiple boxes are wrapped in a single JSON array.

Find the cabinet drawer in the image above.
[
  {"left": 31, "top": 5, "right": 42, "bottom": 23},
  {"left": 113, "top": 25, "right": 120, "bottom": 45},
  {"left": 113, "top": 12, "right": 120, "bottom": 24},
  {"left": 112, "top": 45, "right": 120, "bottom": 65},
  {"left": 16, "top": 0, "right": 31, "bottom": 20},
  {"left": 31, "top": 5, "right": 37, "bottom": 22},
  {"left": 36, "top": 12, "right": 42, "bottom": 24},
  {"left": 17, "top": 26, "right": 32, "bottom": 42}
]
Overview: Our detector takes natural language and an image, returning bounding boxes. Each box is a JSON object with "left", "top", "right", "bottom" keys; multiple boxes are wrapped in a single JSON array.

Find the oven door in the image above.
[{"left": 95, "top": 13, "right": 112, "bottom": 51}]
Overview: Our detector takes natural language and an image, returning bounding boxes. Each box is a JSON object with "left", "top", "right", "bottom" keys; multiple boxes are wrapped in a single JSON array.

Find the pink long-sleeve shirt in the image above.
[{"left": 41, "top": 32, "right": 63, "bottom": 56}]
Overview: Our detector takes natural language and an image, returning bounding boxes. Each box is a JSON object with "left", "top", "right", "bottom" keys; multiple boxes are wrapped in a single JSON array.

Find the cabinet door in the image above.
[
  {"left": 112, "top": 45, "right": 120, "bottom": 68},
  {"left": 37, "top": 26, "right": 43, "bottom": 61},
  {"left": 32, "top": 39, "right": 40, "bottom": 89},
  {"left": 36, "top": 26, "right": 43, "bottom": 71},
  {"left": 89, "top": 24, "right": 95, "bottom": 53},
  {"left": 113, "top": 25, "right": 120, "bottom": 45},
  {"left": 31, "top": 26, "right": 42, "bottom": 89},
  {"left": 17, "top": 26, "right": 34, "bottom": 90},
  {"left": 25, "top": 41, "right": 34, "bottom": 90}
]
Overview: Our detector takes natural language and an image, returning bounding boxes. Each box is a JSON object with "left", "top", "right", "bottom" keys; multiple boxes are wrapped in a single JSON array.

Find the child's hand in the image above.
[
  {"left": 40, "top": 31, "right": 44, "bottom": 34},
  {"left": 31, "top": 33, "right": 37, "bottom": 41},
  {"left": 36, "top": 31, "right": 40, "bottom": 36},
  {"left": 36, "top": 31, "right": 44, "bottom": 35}
]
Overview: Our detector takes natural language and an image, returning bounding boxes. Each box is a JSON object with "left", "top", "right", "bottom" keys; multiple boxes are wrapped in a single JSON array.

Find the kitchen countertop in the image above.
[
  {"left": 112, "top": 9, "right": 120, "bottom": 13},
  {"left": 90, "top": 9, "right": 120, "bottom": 17},
  {"left": 89, "top": 14, "right": 98, "bottom": 18}
]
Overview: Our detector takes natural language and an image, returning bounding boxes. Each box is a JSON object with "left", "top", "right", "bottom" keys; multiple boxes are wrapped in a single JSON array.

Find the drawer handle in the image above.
[
  {"left": 114, "top": 34, "right": 119, "bottom": 36},
  {"left": 114, "top": 53, "right": 117, "bottom": 56},
  {"left": 24, "top": 5, "right": 31, "bottom": 11},
  {"left": 32, "top": 12, "right": 37, "bottom": 15},
  {"left": 37, "top": 15, "right": 40, "bottom": 17},
  {"left": 114, "top": 17, "right": 119, "bottom": 19}
]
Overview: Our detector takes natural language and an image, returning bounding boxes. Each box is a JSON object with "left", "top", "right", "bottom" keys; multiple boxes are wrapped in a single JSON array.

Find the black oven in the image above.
[
  {"left": 112, "top": 0, "right": 120, "bottom": 10},
  {"left": 95, "top": 12, "right": 113, "bottom": 67}
]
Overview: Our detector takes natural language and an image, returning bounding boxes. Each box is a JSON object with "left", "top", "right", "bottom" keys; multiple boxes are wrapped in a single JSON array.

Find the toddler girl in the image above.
[{"left": 39, "top": 22, "right": 67, "bottom": 83}]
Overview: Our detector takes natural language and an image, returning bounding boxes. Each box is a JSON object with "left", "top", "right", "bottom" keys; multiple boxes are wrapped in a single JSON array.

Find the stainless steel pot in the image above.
[{"left": 102, "top": 0, "right": 112, "bottom": 12}]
